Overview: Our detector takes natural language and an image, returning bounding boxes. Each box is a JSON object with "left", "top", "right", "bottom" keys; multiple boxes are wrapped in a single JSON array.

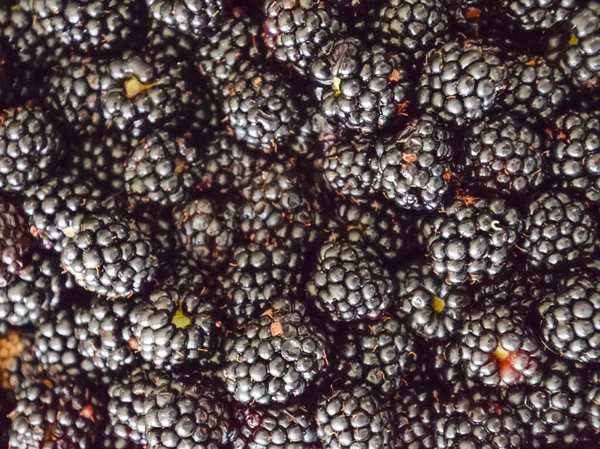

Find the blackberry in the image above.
[
  {"left": 0, "top": 250, "right": 62, "bottom": 329},
  {"left": 129, "top": 287, "right": 224, "bottom": 369},
  {"left": 498, "top": 0, "right": 576, "bottom": 30},
  {"left": 396, "top": 262, "right": 472, "bottom": 340},
  {"left": 8, "top": 377, "right": 105, "bottom": 449},
  {"left": 463, "top": 113, "right": 546, "bottom": 196},
  {"left": 374, "top": 0, "right": 451, "bottom": 64},
  {"left": 318, "top": 134, "right": 382, "bottom": 202},
  {"left": 546, "top": 2, "right": 600, "bottom": 91},
  {"left": 220, "top": 243, "right": 304, "bottom": 327},
  {"left": 538, "top": 272, "right": 600, "bottom": 363},
  {"left": 421, "top": 196, "right": 522, "bottom": 284},
  {"left": 99, "top": 50, "right": 195, "bottom": 140},
  {"left": 124, "top": 131, "right": 201, "bottom": 207},
  {"left": 232, "top": 402, "right": 319, "bottom": 449},
  {"left": 98, "top": 423, "right": 143, "bottom": 449},
  {"left": 311, "top": 37, "right": 413, "bottom": 133},
  {"left": 521, "top": 191, "right": 596, "bottom": 270},
  {"left": 43, "top": 55, "right": 103, "bottom": 137},
  {"left": 196, "top": 8, "right": 265, "bottom": 96},
  {"left": 146, "top": 18, "right": 199, "bottom": 63},
  {"left": 146, "top": 0, "right": 225, "bottom": 37},
  {"left": 223, "top": 300, "right": 329, "bottom": 404},
  {"left": 307, "top": 240, "right": 395, "bottom": 322},
  {"left": 548, "top": 110, "right": 600, "bottom": 204},
  {"left": 0, "top": 198, "right": 32, "bottom": 288},
  {"left": 435, "top": 390, "right": 527, "bottom": 449},
  {"left": 74, "top": 296, "right": 138, "bottom": 373},
  {"left": 500, "top": 55, "right": 571, "bottom": 122},
  {"left": 0, "top": 106, "right": 63, "bottom": 192},
  {"left": 378, "top": 113, "right": 455, "bottom": 210},
  {"left": 264, "top": 0, "right": 345, "bottom": 77},
  {"left": 336, "top": 312, "right": 416, "bottom": 396},
  {"left": 222, "top": 63, "right": 302, "bottom": 153},
  {"left": 173, "top": 198, "right": 236, "bottom": 268},
  {"left": 23, "top": 172, "right": 104, "bottom": 252},
  {"left": 60, "top": 213, "right": 158, "bottom": 297},
  {"left": 417, "top": 40, "right": 508, "bottom": 127},
  {"left": 315, "top": 384, "right": 394, "bottom": 449},
  {"left": 459, "top": 301, "right": 546, "bottom": 387}
]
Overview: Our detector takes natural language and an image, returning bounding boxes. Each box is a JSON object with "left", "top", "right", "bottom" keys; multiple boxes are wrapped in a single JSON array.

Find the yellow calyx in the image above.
[
  {"left": 495, "top": 345, "right": 510, "bottom": 360},
  {"left": 172, "top": 301, "right": 192, "bottom": 329},
  {"left": 125, "top": 77, "right": 155, "bottom": 99},
  {"left": 432, "top": 296, "right": 445, "bottom": 313},
  {"left": 332, "top": 77, "right": 342, "bottom": 96},
  {"left": 569, "top": 35, "right": 579, "bottom": 46}
]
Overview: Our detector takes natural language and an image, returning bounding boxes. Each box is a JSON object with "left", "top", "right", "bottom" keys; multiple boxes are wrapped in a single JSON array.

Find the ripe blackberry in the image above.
[
  {"left": 548, "top": 110, "right": 600, "bottom": 204},
  {"left": 23, "top": 172, "right": 104, "bottom": 252},
  {"left": 463, "top": 114, "right": 546, "bottom": 196},
  {"left": 500, "top": 55, "right": 571, "bottom": 122},
  {"left": 43, "top": 55, "right": 104, "bottom": 138},
  {"left": 220, "top": 243, "right": 304, "bottom": 327},
  {"left": 146, "top": 0, "right": 225, "bottom": 37},
  {"left": 336, "top": 312, "right": 416, "bottom": 396},
  {"left": 60, "top": 213, "right": 158, "bottom": 297},
  {"left": 396, "top": 262, "right": 472, "bottom": 340},
  {"left": 264, "top": 0, "right": 345, "bottom": 77},
  {"left": 222, "top": 63, "right": 302, "bottom": 153},
  {"left": 223, "top": 300, "right": 329, "bottom": 404},
  {"left": 318, "top": 134, "right": 382, "bottom": 202},
  {"left": 99, "top": 50, "right": 195, "bottom": 140},
  {"left": 498, "top": 0, "right": 576, "bottom": 30},
  {"left": 9, "top": 377, "right": 105, "bottom": 449},
  {"left": 417, "top": 40, "right": 508, "bottom": 127},
  {"left": 74, "top": 296, "right": 138, "bottom": 373},
  {"left": 421, "top": 196, "right": 522, "bottom": 284},
  {"left": 459, "top": 301, "right": 546, "bottom": 388},
  {"left": 311, "top": 37, "right": 413, "bottom": 133},
  {"left": 521, "top": 191, "right": 596, "bottom": 270},
  {"left": 546, "top": 2, "right": 600, "bottom": 91},
  {"left": 129, "top": 287, "right": 224, "bottom": 369},
  {"left": 374, "top": 0, "right": 451, "bottom": 64},
  {"left": 197, "top": 8, "right": 265, "bottom": 96},
  {"left": 233, "top": 402, "right": 319, "bottom": 449},
  {"left": 378, "top": 113, "right": 455, "bottom": 210},
  {"left": 0, "top": 198, "right": 32, "bottom": 288},
  {"left": 0, "top": 250, "right": 61, "bottom": 329},
  {"left": 307, "top": 240, "right": 395, "bottom": 322},
  {"left": 435, "top": 390, "right": 527, "bottom": 449},
  {"left": 124, "top": 131, "right": 201, "bottom": 207},
  {"left": 539, "top": 272, "right": 600, "bottom": 363},
  {"left": 0, "top": 106, "right": 63, "bottom": 192},
  {"left": 315, "top": 384, "right": 394, "bottom": 449}
]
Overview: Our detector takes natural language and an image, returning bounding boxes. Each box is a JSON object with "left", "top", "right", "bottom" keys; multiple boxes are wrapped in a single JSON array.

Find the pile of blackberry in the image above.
[{"left": 2, "top": 1, "right": 600, "bottom": 449}]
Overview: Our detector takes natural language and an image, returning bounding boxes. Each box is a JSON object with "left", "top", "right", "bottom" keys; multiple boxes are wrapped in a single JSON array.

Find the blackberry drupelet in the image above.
[
  {"left": 498, "top": 0, "right": 576, "bottom": 30},
  {"left": 417, "top": 40, "right": 508, "bottom": 127},
  {"left": 307, "top": 240, "right": 395, "bottom": 322},
  {"left": 9, "top": 377, "right": 105, "bottom": 449},
  {"left": 336, "top": 312, "right": 416, "bottom": 396},
  {"left": 378, "top": 113, "right": 455, "bottom": 210},
  {"left": 500, "top": 55, "right": 571, "bottom": 122},
  {"left": 23, "top": 172, "right": 104, "bottom": 252},
  {"left": 375, "top": 0, "right": 451, "bottom": 64},
  {"left": 129, "top": 287, "right": 224, "bottom": 369},
  {"left": 421, "top": 196, "right": 522, "bottom": 284},
  {"left": 232, "top": 402, "right": 319, "bottom": 449},
  {"left": 146, "top": 0, "right": 225, "bottom": 37},
  {"left": 459, "top": 301, "right": 546, "bottom": 387},
  {"left": 319, "top": 134, "right": 382, "bottom": 202},
  {"left": 264, "top": 0, "right": 345, "bottom": 77},
  {"left": 311, "top": 37, "right": 413, "bottom": 133},
  {"left": 521, "top": 191, "right": 596, "bottom": 270},
  {"left": 463, "top": 113, "right": 546, "bottom": 196},
  {"left": 315, "top": 384, "right": 394, "bottom": 449},
  {"left": 548, "top": 110, "right": 600, "bottom": 204},
  {"left": 124, "top": 131, "right": 201, "bottom": 207},
  {"left": 396, "top": 262, "right": 472, "bottom": 340},
  {"left": 0, "top": 106, "right": 64, "bottom": 192},
  {"left": 222, "top": 63, "right": 302, "bottom": 153},
  {"left": 74, "top": 296, "right": 138, "bottom": 373},
  {"left": 0, "top": 198, "right": 32, "bottom": 288},
  {"left": 173, "top": 198, "right": 235, "bottom": 268},
  {"left": 60, "top": 213, "right": 157, "bottom": 297},
  {"left": 223, "top": 300, "right": 329, "bottom": 404},
  {"left": 538, "top": 272, "right": 600, "bottom": 363}
]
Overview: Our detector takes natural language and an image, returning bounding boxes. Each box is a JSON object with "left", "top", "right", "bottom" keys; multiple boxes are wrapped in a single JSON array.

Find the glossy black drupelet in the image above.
[
  {"left": 146, "top": 0, "right": 225, "bottom": 37},
  {"left": 498, "top": 0, "right": 577, "bottom": 31},
  {"left": 0, "top": 198, "right": 32, "bottom": 288}
]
